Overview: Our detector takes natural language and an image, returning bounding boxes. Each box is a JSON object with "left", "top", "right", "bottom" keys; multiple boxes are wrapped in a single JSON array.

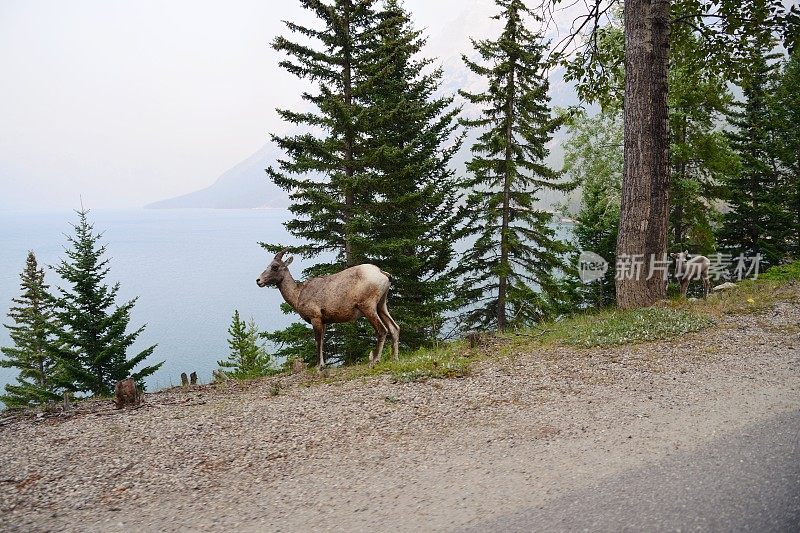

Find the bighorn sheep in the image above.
[
  {"left": 256, "top": 249, "right": 399, "bottom": 369},
  {"left": 672, "top": 251, "right": 710, "bottom": 298}
]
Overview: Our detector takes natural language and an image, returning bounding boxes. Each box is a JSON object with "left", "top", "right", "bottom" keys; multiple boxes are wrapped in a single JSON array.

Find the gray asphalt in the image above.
[{"left": 468, "top": 410, "right": 800, "bottom": 532}]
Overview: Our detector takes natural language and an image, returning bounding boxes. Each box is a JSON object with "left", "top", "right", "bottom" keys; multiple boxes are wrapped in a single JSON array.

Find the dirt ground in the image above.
[{"left": 1, "top": 296, "right": 798, "bottom": 532}]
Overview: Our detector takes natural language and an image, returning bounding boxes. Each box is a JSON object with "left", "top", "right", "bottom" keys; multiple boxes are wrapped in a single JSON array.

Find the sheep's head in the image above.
[
  {"left": 257, "top": 249, "right": 294, "bottom": 287},
  {"left": 671, "top": 250, "right": 690, "bottom": 278},
  {"left": 671, "top": 250, "right": 690, "bottom": 264}
]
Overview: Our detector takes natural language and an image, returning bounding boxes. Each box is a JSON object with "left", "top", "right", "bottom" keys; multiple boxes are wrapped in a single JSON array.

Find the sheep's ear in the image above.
[
  {"left": 284, "top": 256, "right": 294, "bottom": 266},
  {"left": 684, "top": 249, "right": 689, "bottom": 256}
]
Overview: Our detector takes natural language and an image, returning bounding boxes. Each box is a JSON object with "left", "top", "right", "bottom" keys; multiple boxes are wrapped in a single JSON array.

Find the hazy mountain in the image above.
[
  {"left": 146, "top": 143, "right": 289, "bottom": 209},
  {"left": 148, "top": 24, "right": 582, "bottom": 212}
]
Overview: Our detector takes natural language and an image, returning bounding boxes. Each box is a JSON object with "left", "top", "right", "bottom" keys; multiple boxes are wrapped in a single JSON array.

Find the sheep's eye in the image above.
[{"left": 271, "top": 265, "right": 279, "bottom": 271}]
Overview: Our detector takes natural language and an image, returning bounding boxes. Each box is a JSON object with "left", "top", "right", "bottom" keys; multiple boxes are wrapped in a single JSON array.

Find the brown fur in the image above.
[
  {"left": 672, "top": 251, "right": 711, "bottom": 298},
  {"left": 257, "top": 249, "right": 400, "bottom": 369}
]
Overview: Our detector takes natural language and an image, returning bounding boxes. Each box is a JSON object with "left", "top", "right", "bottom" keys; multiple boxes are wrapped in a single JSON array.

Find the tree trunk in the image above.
[
  {"left": 498, "top": 63, "right": 516, "bottom": 331},
  {"left": 114, "top": 378, "right": 142, "bottom": 409},
  {"left": 616, "top": 0, "right": 671, "bottom": 309}
]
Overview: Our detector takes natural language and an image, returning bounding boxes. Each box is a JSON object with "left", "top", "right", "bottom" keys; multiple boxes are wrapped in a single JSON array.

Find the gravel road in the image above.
[
  {"left": 470, "top": 410, "right": 800, "bottom": 532},
  {"left": 1, "top": 296, "right": 798, "bottom": 532}
]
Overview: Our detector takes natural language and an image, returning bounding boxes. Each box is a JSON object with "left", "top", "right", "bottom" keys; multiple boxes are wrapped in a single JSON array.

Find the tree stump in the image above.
[
  {"left": 114, "top": 378, "right": 142, "bottom": 409},
  {"left": 190, "top": 372, "right": 198, "bottom": 385},
  {"left": 292, "top": 358, "right": 305, "bottom": 374},
  {"left": 180, "top": 372, "right": 189, "bottom": 387}
]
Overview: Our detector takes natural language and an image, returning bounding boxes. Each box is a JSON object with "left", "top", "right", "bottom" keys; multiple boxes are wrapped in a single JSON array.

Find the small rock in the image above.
[{"left": 713, "top": 282, "right": 737, "bottom": 291}]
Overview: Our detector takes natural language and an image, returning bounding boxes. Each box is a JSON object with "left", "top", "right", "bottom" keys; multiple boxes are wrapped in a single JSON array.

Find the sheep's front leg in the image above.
[{"left": 313, "top": 320, "right": 326, "bottom": 370}]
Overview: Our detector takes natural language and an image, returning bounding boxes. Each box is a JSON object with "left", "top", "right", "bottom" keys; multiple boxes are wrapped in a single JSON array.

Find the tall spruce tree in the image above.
[
  {"left": 266, "top": 0, "right": 379, "bottom": 366},
  {"left": 555, "top": 0, "right": 791, "bottom": 309},
  {"left": 357, "top": 0, "right": 462, "bottom": 347},
  {"left": 774, "top": 48, "right": 800, "bottom": 256},
  {"left": 0, "top": 252, "right": 61, "bottom": 408},
  {"left": 268, "top": 0, "right": 378, "bottom": 271},
  {"left": 265, "top": 0, "right": 462, "bottom": 362},
  {"left": 718, "top": 46, "right": 792, "bottom": 267},
  {"left": 456, "top": 0, "right": 575, "bottom": 331},
  {"left": 562, "top": 9, "right": 736, "bottom": 257},
  {"left": 51, "top": 210, "right": 162, "bottom": 395},
  {"left": 563, "top": 110, "right": 623, "bottom": 308},
  {"left": 668, "top": 30, "right": 737, "bottom": 254}
]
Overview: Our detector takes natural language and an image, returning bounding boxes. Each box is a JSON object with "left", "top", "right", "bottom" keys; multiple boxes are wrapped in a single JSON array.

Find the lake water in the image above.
[{"left": 0, "top": 208, "right": 307, "bottom": 393}]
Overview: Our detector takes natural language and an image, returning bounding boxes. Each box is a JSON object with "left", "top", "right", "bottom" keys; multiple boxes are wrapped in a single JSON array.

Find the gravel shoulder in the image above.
[{"left": 1, "top": 294, "right": 798, "bottom": 532}]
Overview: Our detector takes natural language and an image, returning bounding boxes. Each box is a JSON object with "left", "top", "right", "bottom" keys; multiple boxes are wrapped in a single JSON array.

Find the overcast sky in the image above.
[{"left": 0, "top": 0, "right": 580, "bottom": 211}]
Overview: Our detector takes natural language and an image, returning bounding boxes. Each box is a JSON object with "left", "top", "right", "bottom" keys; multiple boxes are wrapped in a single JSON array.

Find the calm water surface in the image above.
[{"left": 0, "top": 208, "right": 305, "bottom": 393}]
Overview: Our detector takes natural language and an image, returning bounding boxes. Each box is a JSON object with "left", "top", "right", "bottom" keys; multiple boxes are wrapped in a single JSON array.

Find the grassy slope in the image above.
[{"left": 325, "top": 260, "right": 800, "bottom": 383}]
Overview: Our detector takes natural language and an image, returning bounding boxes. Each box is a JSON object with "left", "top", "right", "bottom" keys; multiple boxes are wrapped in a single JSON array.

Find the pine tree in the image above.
[
  {"left": 774, "top": 48, "right": 800, "bottom": 256},
  {"left": 0, "top": 252, "right": 61, "bottom": 408},
  {"left": 558, "top": 0, "right": 790, "bottom": 309},
  {"left": 262, "top": 319, "right": 318, "bottom": 368},
  {"left": 265, "top": 0, "right": 462, "bottom": 361},
  {"left": 668, "top": 30, "right": 737, "bottom": 254},
  {"left": 51, "top": 210, "right": 162, "bottom": 396},
  {"left": 265, "top": 0, "right": 380, "bottom": 365},
  {"left": 267, "top": 0, "right": 378, "bottom": 270},
  {"left": 217, "top": 311, "right": 273, "bottom": 379},
  {"left": 561, "top": 8, "right": 736, "bottom": 257},
  {"left": 356, "top": 0, "right": 462, "bottom": 347},
  {"left": 719, "top": 46, "right": 792, "bottom": 267},
  {"left": 456, "top": 0, "right": 575, "bottom": 331},
  {"left": 563, "top": 110, "right": 623, "bottom": 307}
]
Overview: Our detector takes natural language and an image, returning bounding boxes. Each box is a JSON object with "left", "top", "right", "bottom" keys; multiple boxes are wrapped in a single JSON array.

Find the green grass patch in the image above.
[
  {"left": 375, "top": 342, "right": 474, "bottom": 382},
  {"left": 533, "top": 307, "right": 714, "bottom": 348},
  {"left": 320, "top": 341, "right": 474, "bottom": 384},
  {"left": 531, "top": 260, "right": 800, "bottom": 348}
]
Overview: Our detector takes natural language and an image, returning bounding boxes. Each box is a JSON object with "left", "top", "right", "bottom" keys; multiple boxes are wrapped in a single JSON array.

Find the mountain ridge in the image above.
[{"left": 145, "top": 143, "right": 289, "bottom": 209}]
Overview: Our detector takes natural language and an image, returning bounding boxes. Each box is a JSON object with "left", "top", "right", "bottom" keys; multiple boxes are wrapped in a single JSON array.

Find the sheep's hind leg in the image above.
[
  {"left": 313, "top": 321, "right": 326, "bottom": 370},
  {"left": 362, "top": 306, "right": 388, "bottom": 367},
  {"left": 378, "top": 296, "right": 400, "bottom": 361}
]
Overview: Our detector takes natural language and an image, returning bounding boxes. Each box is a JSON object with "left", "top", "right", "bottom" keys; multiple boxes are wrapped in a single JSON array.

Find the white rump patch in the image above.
[{"left": 358, "top": 264, "right": 390, "bottom": 290}]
